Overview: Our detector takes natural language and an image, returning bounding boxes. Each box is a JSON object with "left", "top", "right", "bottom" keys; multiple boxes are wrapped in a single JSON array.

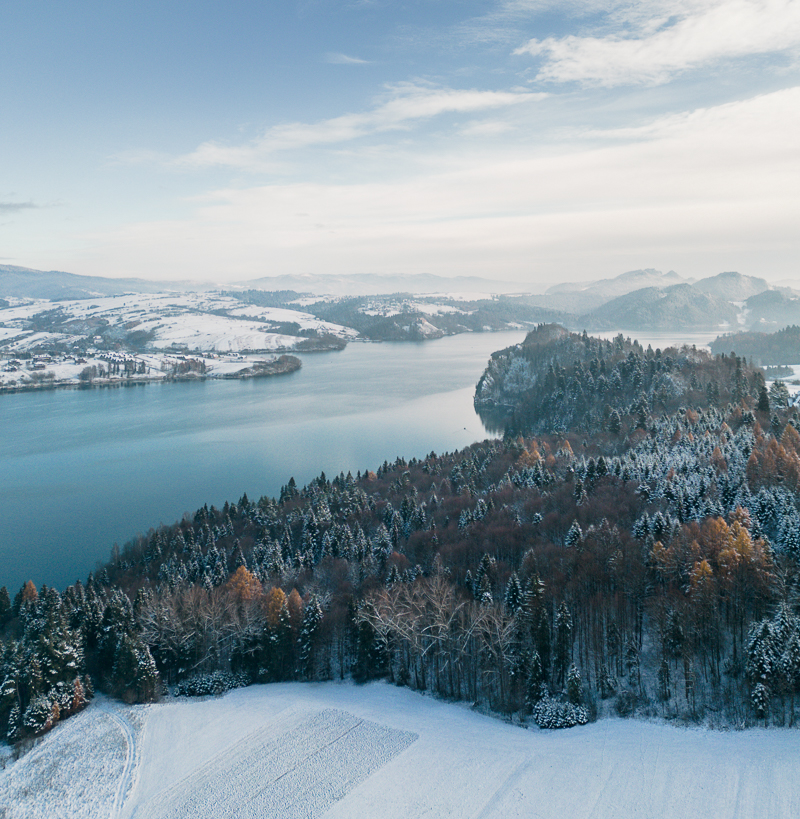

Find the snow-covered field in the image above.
[
  {"left": 2, "top": 682, "right": 799, "bottom": 819},
  {"left": 135, "top": 708, "right": 415, "bottom": 819},
  {"left": 0, "top": 697, "right": 144, "bottom": 819},
  {"left": 0, "top": 293, "right": 357, "bottom": 355}
]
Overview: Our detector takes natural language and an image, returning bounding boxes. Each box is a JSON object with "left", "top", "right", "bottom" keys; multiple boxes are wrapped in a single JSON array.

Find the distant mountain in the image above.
[
  {"left": 540, "top": 269, "right": 690, "bottom": 313},
  {"left": 745, "top": 289, "right": 800, "bottom": 330},
  {"left": 580, "top": 283, "right": 740, "bottom": 331},
  {"left": 692, "top": 271, "right": 770, "bottom": 301},
  {"left": 0, "top": 265, "right": 200, "bottom": 300},
  {"left": 236, "top": 273, "right": 528, "bottom": 296},
  {"left": 547, "top": 268, "right": 688, "bottom": 296}
]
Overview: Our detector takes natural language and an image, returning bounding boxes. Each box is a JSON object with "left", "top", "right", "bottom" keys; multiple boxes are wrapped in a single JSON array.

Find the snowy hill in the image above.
[
  {"left": 0, "top": 265, "right": 202, "bottom": 300},
  {"left": 580, "top": 283, "right": 740, "bottom": 331},
  {"left": 541, "top": 269, "right": 690, "bottom": 313},
  {"left": 0, "top": 292, "right": 357, "bottom": 355},
  {"left": 2, "top": 682, "right": 799, "bottom": 819},
  {"left": 692, "top": 271, "right": 770, "bottom": 301}
]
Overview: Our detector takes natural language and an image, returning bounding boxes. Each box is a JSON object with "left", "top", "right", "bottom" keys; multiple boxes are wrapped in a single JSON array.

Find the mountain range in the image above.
[{"left": 2, "top": 264, "right": 799, "bottom": 333}]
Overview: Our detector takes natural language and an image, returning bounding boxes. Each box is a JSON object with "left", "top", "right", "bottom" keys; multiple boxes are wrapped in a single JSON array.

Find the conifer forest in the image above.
[{"left": 4, "top": 325, "right": 800, "bottom": 741}]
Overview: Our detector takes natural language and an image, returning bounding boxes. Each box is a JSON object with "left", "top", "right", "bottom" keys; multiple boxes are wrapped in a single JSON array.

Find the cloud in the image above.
[
  {"left": 176, "top": 83, "right": 541, "bottom": 170},
  {"left": 514, "top": 0, "right": 800, "bottom": 86},
  {"left": 459, "top": 120, "right": 514, "bottom": 137},
  {"left": 72, "top": 87, "right": 800, "bottom": 284},
  {"left": 0, "top": 201, "right": 37, "bottom": 213},
  {"left": 325, "top": 52, "right": 371, "bottom": 64}
]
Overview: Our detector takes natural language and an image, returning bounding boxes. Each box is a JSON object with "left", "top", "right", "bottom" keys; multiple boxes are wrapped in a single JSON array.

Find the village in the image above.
[{"left": 0, "top": 347, "right": 298, "bottom": 392}]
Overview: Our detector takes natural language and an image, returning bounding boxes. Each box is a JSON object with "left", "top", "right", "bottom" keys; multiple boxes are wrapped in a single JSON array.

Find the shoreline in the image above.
[{"left": 0, "top": 354, "right": 302, "bottom": 395}]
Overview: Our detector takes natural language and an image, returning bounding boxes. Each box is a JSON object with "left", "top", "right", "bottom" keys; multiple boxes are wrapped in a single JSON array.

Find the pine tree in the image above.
[
  {"left": 769, "top": 380, "right": 790, "bottom": 409},
  {"left": 474, "top": 553, "right": 496, "bottom": 597},
  {"left": 111, "top": 633, "right": 159, "bottom": 703},
  {"left": 525, "top": 650, "right": 545, "bottom": 707},
  {"left": 758, "top": 386, "right": 770, "bottom": 413},
  {"left": 782, "top": 629, "right": 800, "bottom": 726},
  {"left": 752, "top": 682, "right": 770, "bottom": 722},
  {"left": 298, "top": 596, "right": 323, "bottom": 680},
  {"left": 504, "top": 572, "right": 524, "bottom": 615},
  {"left": 22, "top": 695, "right": 53, "bottom": 737},
  {"left": 747, "top": 620, "right": 775, "bottom": 690},
  {"left": 554, "top": 602, "right": 573, "bottom": 685},
  {"left": 0, "top": 676, "right": 18, "bottom": 741},
  {"left": 565, "top": 521, "right": 583, "bottom": 548},
  {"left": 353, "top": 616, "right": 387, "bottom": 683},
  {"left": 534, "top": 605, "right": 551, "bottom": 677},
  {"left": 566, "top": 664, "right": 582, "bottom": 705},
  {"left": 478, "top": 573, "right": 493, "bottom": 606},
  {"left": 6, "top": 701, "right": 22, "bottom": 742}
]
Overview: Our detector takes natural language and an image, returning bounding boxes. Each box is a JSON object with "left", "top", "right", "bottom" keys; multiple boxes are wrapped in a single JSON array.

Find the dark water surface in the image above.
[{"left": 1, "top": 332, "right": 524, "bottom": 591}]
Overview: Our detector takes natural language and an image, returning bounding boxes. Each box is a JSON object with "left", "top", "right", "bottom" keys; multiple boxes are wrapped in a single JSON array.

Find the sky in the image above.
[{"left": 1, "top": 0, "right": 799, "bottom": 288}]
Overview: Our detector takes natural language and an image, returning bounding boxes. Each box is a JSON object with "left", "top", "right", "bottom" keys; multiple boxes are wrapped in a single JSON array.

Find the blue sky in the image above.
[{"left": 2, "top": 0, "right": 799, "bottom": 287}]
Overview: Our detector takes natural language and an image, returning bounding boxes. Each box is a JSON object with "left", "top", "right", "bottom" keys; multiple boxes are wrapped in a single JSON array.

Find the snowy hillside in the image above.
[
  {"left": 2, "top": 682, "right": 799, "bottom": 819},
  {"left": 0, "top": 293, "right": 357, "bottom": 355}
]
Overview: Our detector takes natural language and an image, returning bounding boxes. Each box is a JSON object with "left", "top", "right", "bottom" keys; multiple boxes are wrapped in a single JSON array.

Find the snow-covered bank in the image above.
[
  {"left": 0, "top": 351, "right": 301, "bottom": 393},
  {"left": 2, "top": 682, "right": 799, "bottom": 818}
]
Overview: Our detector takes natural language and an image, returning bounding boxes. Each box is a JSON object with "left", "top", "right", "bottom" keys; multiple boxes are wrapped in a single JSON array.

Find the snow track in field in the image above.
[
  {"left": 0, "top": 702, "right": 141, "bottom": 819},
  {"left": 102, "top": 707, "right": 137, "bottom": 819},
  {"left": 133, "top": 709, "right": 417, "bottom": 819}
]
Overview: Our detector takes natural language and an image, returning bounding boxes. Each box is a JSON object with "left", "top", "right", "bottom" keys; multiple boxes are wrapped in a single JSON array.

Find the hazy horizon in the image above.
[{"left": 5, "top": 262, "right": 800, "bottom": 296}]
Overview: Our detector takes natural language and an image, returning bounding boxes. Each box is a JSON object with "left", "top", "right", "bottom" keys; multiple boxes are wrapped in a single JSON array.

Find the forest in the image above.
[
  {"left": 226, "top": 290, "right": 567, "bottom": 341},
  {"left": 710, "top": 325, "right": 800, "bottom": 366},
  {"left": 3, "top": 325, "right": 800, "bottom": 742}
]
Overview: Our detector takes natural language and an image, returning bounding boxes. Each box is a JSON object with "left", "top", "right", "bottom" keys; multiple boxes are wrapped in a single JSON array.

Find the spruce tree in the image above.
[
  {"left": 758, "top": 386, "right": 770, "bottom": 413},
  {"left": 525, "top": 650, "right": 545, "bottom": 707},
  {"left": 298, "top": 596, "right": 323, "bottom": 680},
  {"left": 504, "top": 572, "right": 524, "bottom": 615},
  {"left": 554, "top": 602, "right": 573, "bottom": 685},
  {"left": 566, "top": 664, "right": 582, "bottom": 705}
]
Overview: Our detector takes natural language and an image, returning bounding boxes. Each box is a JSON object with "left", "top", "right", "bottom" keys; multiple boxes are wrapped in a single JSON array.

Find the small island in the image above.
[{"left": 220, "top": 354, "right": 301, "bottom": 379}]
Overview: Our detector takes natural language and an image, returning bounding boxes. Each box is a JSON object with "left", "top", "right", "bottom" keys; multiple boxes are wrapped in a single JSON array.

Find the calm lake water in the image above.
[{"left": 1, "top": 332, "right": 526, "bottom": 591}]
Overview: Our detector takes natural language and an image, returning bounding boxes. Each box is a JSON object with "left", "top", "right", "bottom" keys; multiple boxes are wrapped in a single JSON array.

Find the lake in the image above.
[{"left": 1, "top": 331, "right": 527, "bottom": 592}]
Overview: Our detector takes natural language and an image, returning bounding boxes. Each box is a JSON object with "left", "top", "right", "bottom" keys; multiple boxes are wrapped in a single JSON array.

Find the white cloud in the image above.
[
  {"left": 515, "top": 0, "right": 800, "bottom": 86},
  {"left": 459, "top": 120, "right": 514, "bottom": 137},
  {"left": 67, "top": 87, "right": 800, "bottom": 284},
  {"left": 325, "top": 53, "right": 371, "bottom": 65},
  {"left": 175, "top": 84, "right": 540, "bottom": 170}
]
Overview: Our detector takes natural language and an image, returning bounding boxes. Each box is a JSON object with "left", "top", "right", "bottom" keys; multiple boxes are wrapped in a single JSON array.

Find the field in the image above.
[
  {"left": 1, "top": 682, "right": 799, "bottom": 818},
  {"left": 0, "top": 292, "right": 358, "bottom": 356}
]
